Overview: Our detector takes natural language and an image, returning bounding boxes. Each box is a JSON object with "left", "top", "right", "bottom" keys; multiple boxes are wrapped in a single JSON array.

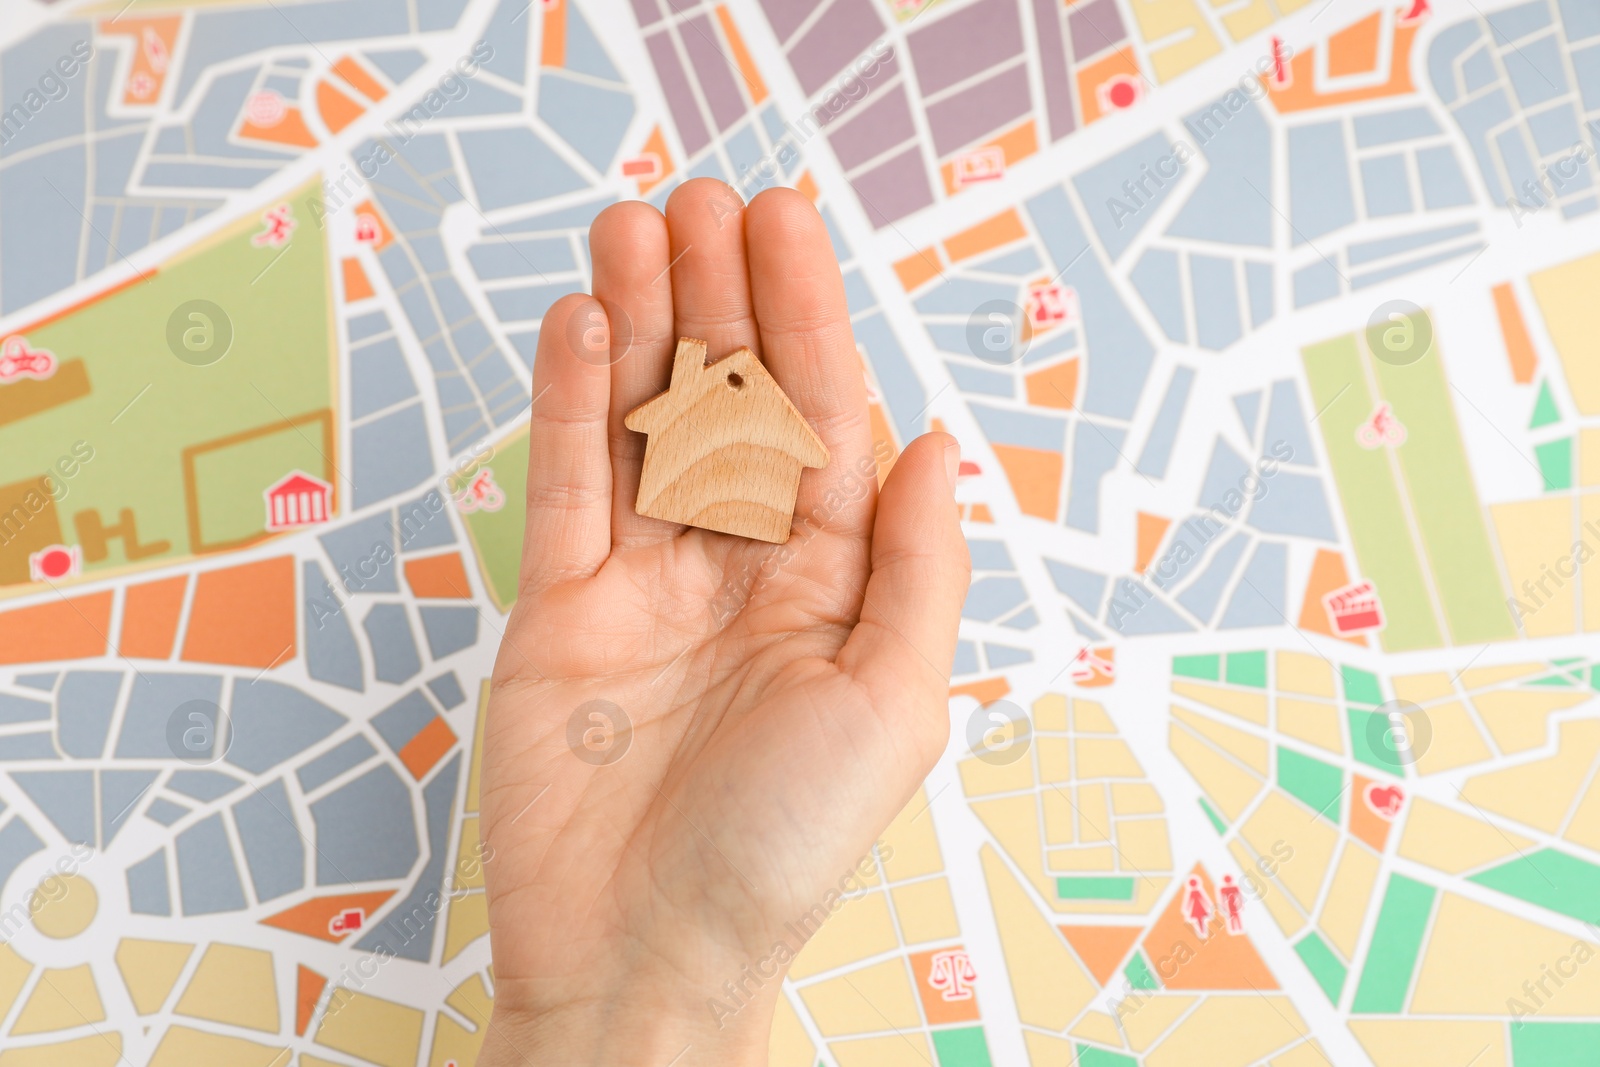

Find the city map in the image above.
[{"left": 0, "top": 0, "right": 1598, "bottom": 1063}]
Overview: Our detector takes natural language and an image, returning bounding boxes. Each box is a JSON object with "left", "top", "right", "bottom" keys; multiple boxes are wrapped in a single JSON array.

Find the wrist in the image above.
[{"left": 477, "top": 982, "right": 778, "bottom": 1067}]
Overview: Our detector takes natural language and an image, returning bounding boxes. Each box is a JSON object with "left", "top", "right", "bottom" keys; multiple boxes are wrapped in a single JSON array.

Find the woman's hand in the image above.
[{"left": 477, "top": 178, "right": 970, "bottom": 1066}]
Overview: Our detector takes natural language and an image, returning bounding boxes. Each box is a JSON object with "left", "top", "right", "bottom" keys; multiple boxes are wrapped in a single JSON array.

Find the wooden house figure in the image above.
[{"left": 625, "top": 338, "right": 829, "bottom": 544}]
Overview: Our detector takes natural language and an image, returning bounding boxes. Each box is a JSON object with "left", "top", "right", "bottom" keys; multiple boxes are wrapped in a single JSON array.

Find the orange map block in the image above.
[
  {"left": 119, "top": 575, "right": 189, "bottom": 659},
  {"left": 181, "top": 556, "right": 296, "bottom": 668},
  {"left": 1492, "top": 283, "right": 1538, "bottom": 384},
  {"left": 296, "top": 966, "right": 326, "bottom": 1036},
  {"left": 398, "top": 716, "right": 458, "bottom": 780},
  {"left": 1142, "top": 865, "right": 1279, "bottom": 991},
  {"left": 261, "top": 891, "right": 397, "bottom": 944},
  {"left": 404, "top": 553, "right": 473, "bottom": 598},
  {"left": 1060, "top": 923, "right": 1142, "bottom": 985},
  {"left": 0, "top": 591, "right": 112, "bottom": 664}
]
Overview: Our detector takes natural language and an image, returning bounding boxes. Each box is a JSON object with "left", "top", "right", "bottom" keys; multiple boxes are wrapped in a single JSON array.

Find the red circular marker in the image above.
[
  {"left": 1108, "top": 79, "right": 1137, "bottom": 109},
  {"left": 36, "top": 548, "right": 74, "bottom": 579}
]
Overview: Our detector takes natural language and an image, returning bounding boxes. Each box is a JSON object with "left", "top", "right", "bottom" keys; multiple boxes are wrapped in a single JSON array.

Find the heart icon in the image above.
[{"left": 1365, "top": 783, "right": 1404, "bottom": 821}]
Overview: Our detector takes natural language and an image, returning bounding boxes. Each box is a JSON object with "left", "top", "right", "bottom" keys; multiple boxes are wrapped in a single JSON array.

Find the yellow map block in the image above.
[
  {"left": 881, "top": 789, "right": 944, "bottom": 882},
  {"left": 789, "top": 890, "right": 899, "bottom": 980},
  {"left": 1412, "top": 893, "right": 1600, "bottom": 1013},
  {"left": 1275, "top": 698, "right": 1343, "bottom": 755},
  {"left": 114, "top": 938, "right": 192, "bottom": 1016},
  {"left": 1409, "top": 700, "right": 1492, "bottom": 775},
  {"left": 1398, "top": 798, "right": 1535, "bottom": 874},
  {"left": 1144, "top": 994, "right": 1309, "bottom": 1066},
  {"left": 0, "top": 1034, "right": 123, "bottom": 1067},
  {"left": 1242, "top": 791, "right": 1339, "bottom": 913},
  {"left": 831, "top": 1032, "right": 933, "bottom": 1067},
  {"left": 1472, "top": 688, "right": 1592, "bottom": 753},
  {"left": 0, "top": 944, "right": 31, "bottom": 1019},
  {"left": 1461, "top": 718, "right": 1600, "bottom": 831},
  {"left": 1530, "top": 249, "right": 1600, "bottom": 414},
  {"left": 1170, "top": 722, "right": 1264, "bottom": 820},
  {"left": 1173, "top": 680, "right": 1269, "bottom": 724},
  {"left": 1350, "top": 1019, "right": 1507, "bottom": 1067},
  {"left": 1276, "top": 651, "right": 1335, "bottom": 697},
  {"left": 1229, "top": 837, "right": 1305, "bottom": 937},
  {"left": 13, "top": 964, "right": 104, "bottom": 1035},
  {"left": 769, "top": 994, "right": 815, "bottom": 1067},
  {"left": 1392, "top": 672, "right": 1454, "bottom": 702},
  {"left": 799, "top": 957, "right": 920, "bottom": 1036},
  {"left": 891, "top": 877, "right": 961, "bottom": 944},
  {"left": 1319, "top": 840, "right": 1379, "bottom": 958},
  {"left": 147, "top": 1026, "right": 289, "bottom": 1067},
  {"left": 1494, "top": 497, "right": 1578, "bottom": 636},
  {"left": 174, "top": 943, "right": 279, "bottom": 1033},
  {"left": 1126, "top": 0, "right": 1223, "bottom": 81},
  {"left": 1173, "top": 705, "right": 1268, "bottom": 773},
  {"left": 980, "top": 844, "right": 1097, "bottom": 1030},
  {"left": 316, "top": 990, "right": 425, "bottom": 1067},
  {"left": 1119, "top": 993, "right": 1196, "bottom": 1052}
]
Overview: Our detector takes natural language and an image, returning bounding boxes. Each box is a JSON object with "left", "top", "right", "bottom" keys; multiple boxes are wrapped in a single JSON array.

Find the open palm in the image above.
[{"left": 477, "top": 180, "right": 969, "bottom": 1067}]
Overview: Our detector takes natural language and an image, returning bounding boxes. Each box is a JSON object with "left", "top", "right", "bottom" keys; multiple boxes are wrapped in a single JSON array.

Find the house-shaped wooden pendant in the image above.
[{"left": 624, "top": 337, "right": 829, "bottom": 543}]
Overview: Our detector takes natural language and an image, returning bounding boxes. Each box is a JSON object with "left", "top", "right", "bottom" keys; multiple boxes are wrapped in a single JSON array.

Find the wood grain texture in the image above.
[{"left": 624, "top": 337, "right": 829, "bottom": 543}]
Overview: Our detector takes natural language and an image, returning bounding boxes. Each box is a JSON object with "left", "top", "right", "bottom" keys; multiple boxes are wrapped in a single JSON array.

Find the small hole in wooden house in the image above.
[{"left": 726, "top": 372, "right": 744, "bottom": 389}]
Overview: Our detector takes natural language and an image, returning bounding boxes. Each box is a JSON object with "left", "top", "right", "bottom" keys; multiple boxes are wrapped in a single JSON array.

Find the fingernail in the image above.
[{"left": 943, "top": 441, "right": 960, "bottom": 492}]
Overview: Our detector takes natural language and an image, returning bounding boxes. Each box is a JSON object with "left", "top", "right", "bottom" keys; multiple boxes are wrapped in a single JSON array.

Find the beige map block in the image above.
[
  {"left": 1170, "top": 723, "right": 1263, "bottom": 821},
  {"left": 1460, "top": 663, "right": 1545, "bottom": 688},
  {"left": 891, "top": 877, "right": 961, "bottom": 944},
  {"left": 1048, "top": 846, "right": 1115, "bottom": 871},
  {"left": 114, "top": 938, "right": 192, "bottom": 1016},
  {"left": 1392, "top": 672, "right": 1454, "bottom": 703},
  {"left": 1276, "top": 651, "right": 1335, "bottom": 698},
  {"left": 1410, "top": 700, "right": 1492, "bottom": 775},
  {"left": 1274, "top": 698, "right": 1343, "bottom": 755},
  {"left": 1318, "top": 841, "right": 1379, "bottom": 959},
  {"left": 428, "top": 1015, "right": 483, "bottom": 1067},
  {"left": 1077, "top": 783, "right": 1112, "bottom": 842},
  {"left": 1473, "top": 688, "right": 1592, "bottom": 753},
  {"left": 443, "top": 890, "right": 489, "bottom": 963},
  {"left": 1173, "top": 705, "right": 1268, "bottom": 773},
  {"left": 1173, "top": 681, "right": 1269, "bottom": 724},
  {"left": 175, "top": 943, "right": 279, "bottom": 1033},
  {"left": 959, "top": 747, "right": 1035, "bottom": 796},
  {"left": 1037, "top": 736, "right": 1072, "bottom": 783},
  {"left": 316, "top": 990, "right": 425, "bottom": 1067},
  {"left": 1581, "top": 429, "right": 1600, "bottom": 487},
  {"left": 1349, "top": 1019, "right": 1506, "bottom": 1067},
  {"left": 1584, "top": 493, "right": 1600, "bottom": 631},
  {"left": 1118, "top": 992, "right": 1195, "bottom": 1052},
  {"left": 1229, "top": 838, "right": 1304, "bottom": 937},
  {"left": 769, "top": 993, "right": 815, "bottom": 1067},
  {"left": 30, "top": 873, "right": 96, "bottom": 939},
  {"left": 0, "top": 1034, "right": 123, "bottom": 1067},
  {"left": 1565, "top": 771, "right": 1600, "bottom": 853},
  {"left": 1241, "top": 791, "right": 1339, "bottom": 913},
  {"left": 1043, "top": 788, "right": 1075, "bottom": 844},
  {"left": 1073, "top": 699, "right": 1117, "bottom": 733},
  {"left": 799, "top": 957, "right": 920, "bottom": 1037},
  {"left": 1112, "top": 783, "right": 1164, "bottom": 815},
  {"left": 1077, "top": 737, "right": 1146, "bottom": 777},
  {"left": 445, "top": 972, "right": 493, "bottom": 1028},
  {"left": 1025, "top": 1029, "right": 1084, "bottom": 1065},
  {"left": 789, "top": 890, "right": 899, "bottom": 980},
  {"left": 0, "top": 943, "right": 31, "bottom": 1019},
  {"left": 972, "top": 793, "right": 1054, "bottom": 899},
  {"left": 1117, "top": 818, "right": 1172, "bottom": 871},
  {"left": 980, "top": 844, "right": 1097, "bottom": 1030},
  {"left": 1412, "top": 893, "right": 1600, "bottom": 1013},
  {"left": 1530, "top": 249, "right": 1600, "bottom": 415},
  {"left": 1271, "top": 1041, "right": 1333, "bottom": 1067},
  {"left": 148, "top": 1026, "right": 290, "bottom": 1067},
  {"left": 881, "top": 790, "right": 944, "bottom": 882},
  {"left": 14, "top": 964, "right": 104, "bottom": 1035},
  {"left": 1137, "top": 0, "right": 1223, "bottom": 82},
  {"left": 1070, "top": 1009, "right": 1126, "bottom": 1046},
  {"left": 1144, "top": 994, "right": 1308, "bottom": 1067},
  {"left": 1461, "top": 718, "right": 1600, "bottom": 831},
  {"left": 1494, "top": 497, "right": 1577, "bottom": 636},
  {"left": 1034, "top": 692, "right": 1069, "bottom": 731},
  {"left": 830, "top": 1033, "right": 933, "bottom": 1067},
  {"left": 1220, "top": 0, "right": 1276, "bottom": 40},
  {"left": 1400, "top": 797, "right": 1544, "bottom": 878}
]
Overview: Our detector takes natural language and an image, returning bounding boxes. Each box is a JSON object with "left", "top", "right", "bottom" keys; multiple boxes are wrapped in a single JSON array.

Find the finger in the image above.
[
  {"left": 590, "top": 201, "right": 683, "bottom": 546},
  {"left": 744, "top": 187, "right": 876, "bottom": 539},
  {"left": 664, "top": 178, "right": 760, "bottom": 359},
  {"left": 520, "top": 293, "right": 613, "bottom": 596},
  {"left": 838, "top": 433, "right": 969, "bottom": 728}
]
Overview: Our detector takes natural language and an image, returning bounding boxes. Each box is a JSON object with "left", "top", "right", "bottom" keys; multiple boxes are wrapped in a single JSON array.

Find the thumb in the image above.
[{"left": 838, "top": 432, "right": 970, "bottom": 729}]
